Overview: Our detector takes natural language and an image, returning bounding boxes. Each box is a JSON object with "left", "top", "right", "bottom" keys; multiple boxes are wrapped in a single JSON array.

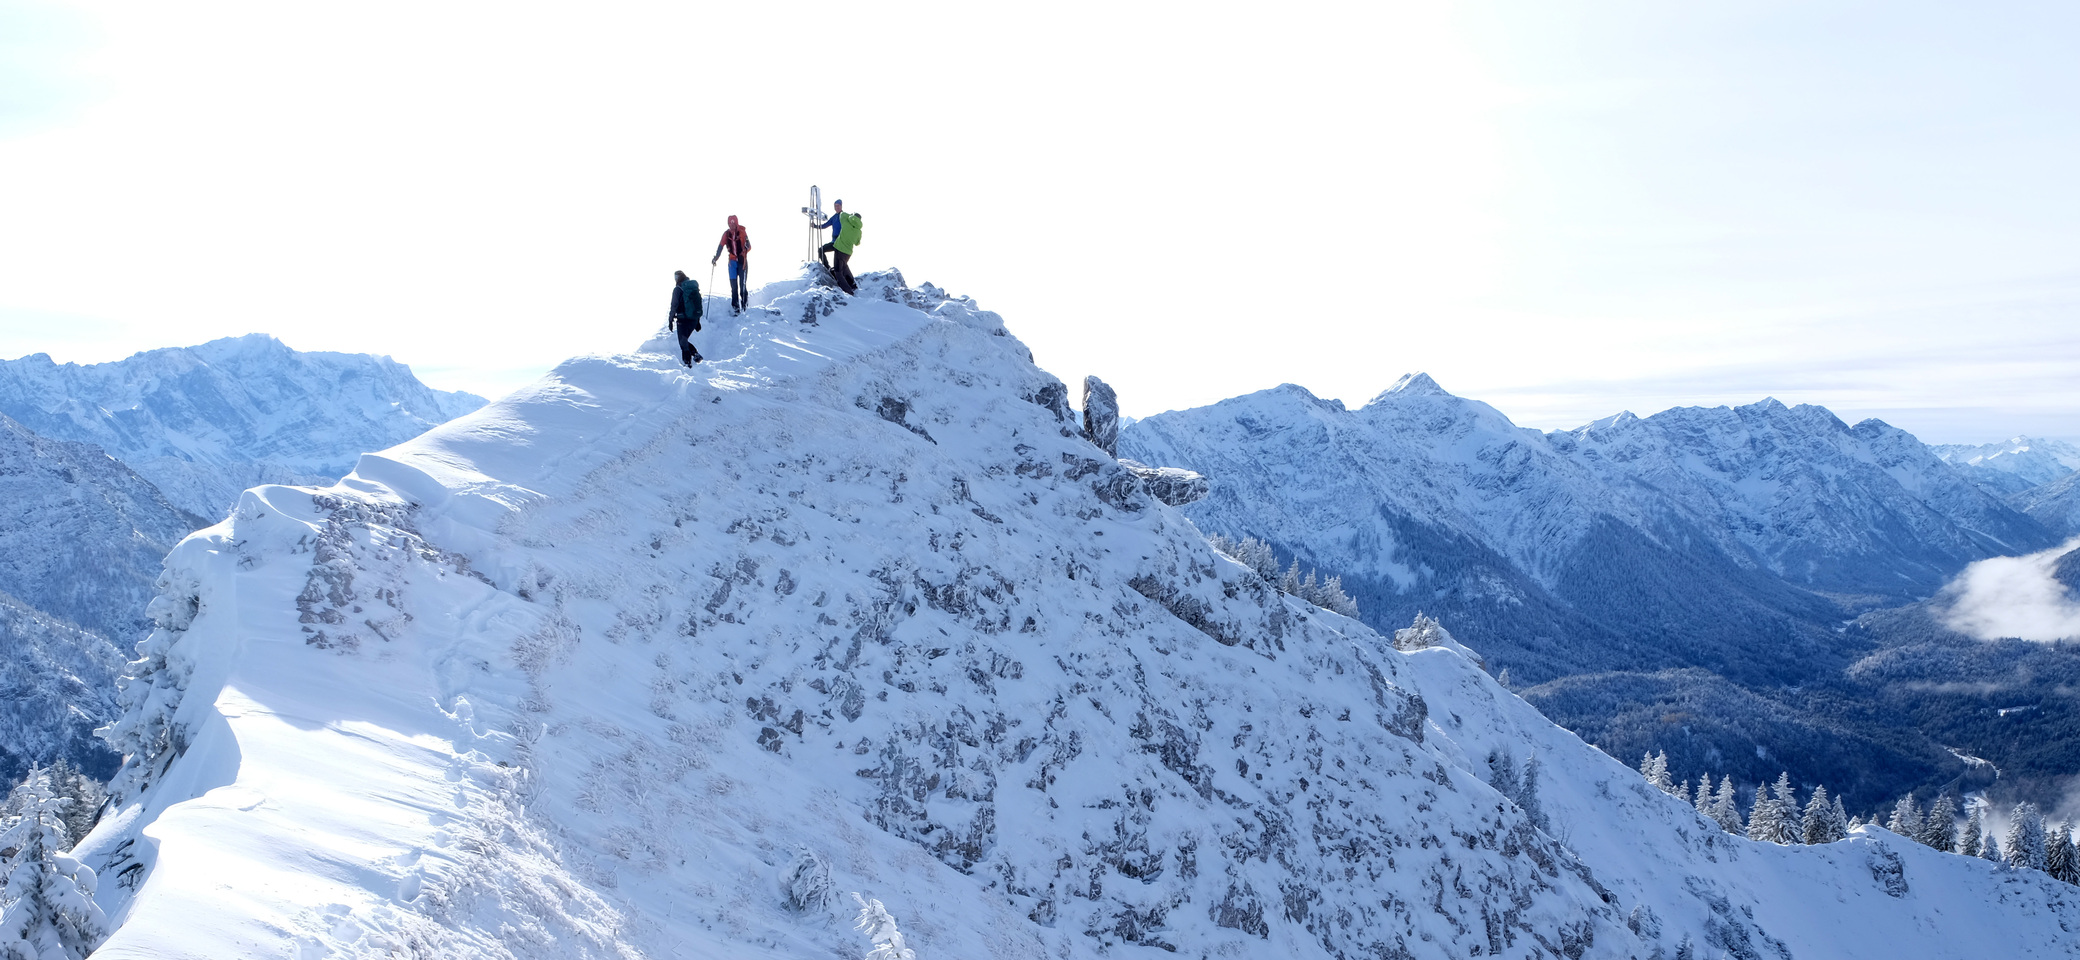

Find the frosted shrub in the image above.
[
  {"left": 781, "top": 847, "right": 833, "bottom": 913},
  {"left": 851, "top": 893, "right": 916, "bottom": 960}
]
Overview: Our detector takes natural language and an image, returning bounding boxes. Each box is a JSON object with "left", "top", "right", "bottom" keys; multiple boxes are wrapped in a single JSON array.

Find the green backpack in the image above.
[{"left": 836, "top": 211, "right": 863, "bottom": 254}]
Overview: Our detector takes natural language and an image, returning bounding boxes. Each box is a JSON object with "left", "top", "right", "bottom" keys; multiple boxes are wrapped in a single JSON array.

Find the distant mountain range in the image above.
[
  {"left": 0, "top": 334, "right": 485, "bottom": 519},
  {"left": 1932, "top": 436, "right": 2080, "bottom": 494},
  {"left": 0, "top": 337, "right": 482, "bottom": 782},
  {"left": 1122, "top": 375, "right": 2078, "bottom": 810}
]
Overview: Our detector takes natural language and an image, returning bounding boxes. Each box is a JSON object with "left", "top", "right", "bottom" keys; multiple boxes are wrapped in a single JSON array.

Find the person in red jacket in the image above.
[{"left": 711, "top": 215, "right": 752, "bottom": 315}]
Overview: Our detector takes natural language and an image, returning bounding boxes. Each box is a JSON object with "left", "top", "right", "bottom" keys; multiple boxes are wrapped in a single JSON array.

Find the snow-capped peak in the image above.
[{"left": 1375, "top": 370, "right": 1451, "bottom": 400}]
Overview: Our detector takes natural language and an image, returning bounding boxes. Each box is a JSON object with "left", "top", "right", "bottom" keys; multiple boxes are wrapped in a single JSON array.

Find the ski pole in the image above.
[{"left": 709, "top": 261, "right": 718, "bottom": 314}]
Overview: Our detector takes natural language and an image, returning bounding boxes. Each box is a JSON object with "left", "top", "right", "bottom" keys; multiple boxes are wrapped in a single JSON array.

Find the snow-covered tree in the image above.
[
  {"left": 1694, "top": 774, "right": 1715, "bottom": 815},
  {"left": 1959, "top": 807, "right": 1983, "bottom": 858},
  {"left": 1771, "top": 773, "right": 1801, "bottom": 840},
  {"left": 1206, "top": 536, "right": 1360, "bottom": 617},
  {"left": 1886, "top": 795, "right": 1922, "bottom": 840},
  {"left": 1801, "top": 785, "right": 1847, "bottom": 845},
  {"left": 2047, "top": 824, "right": 2078, "bottom": 885},
  {"left": 0, "top": 766, "right": 104, "bottom": 853},
  {"left": 1486, "top": 749, "right": 1520, "bottom": 804},
  {"left": 1519, "top": 754, "right": 1548, "bottom": 831},
  {"left": 1748, "top": 784, "right": 1790, "bottom": 844},
  {"left": 1239, "top": 537, "right": 1279, "bottom": 580},
  {"left": 1707, "top": 778, "right": 1744, "bottom": 835},
  {"left": 1279, "top": 559, "right": 1303, "bottom": 597},
  {"left": 851, "top": 893, "right": 916, "bottom": 960},
  {"left": 1638, "top": 752, "right": 1673, "bottom": 793},
  {"left": 1831, "top": 795, "right": 1850, "bottom": 837},
  {"left": 1673, "top": 778, "right": 1690, "bottom": 805},
  {"left": 1494, "top": 668, "right": 1512, "bottom": 690},
  {"left": 2006, "top": 802, "right": 2048, "bottom": 872},
  {"left": 1316, "top": 575, "right": 1360, "bottom": 618},
  {"left": 1980, "top": 830, "right": 2004, "bottom": 863},
  {"left": 1920, "top": 791, "right": 1958, "bottom": 852},
  {"left": 0, "top": 778, "right": 107, "bottom": 960}
]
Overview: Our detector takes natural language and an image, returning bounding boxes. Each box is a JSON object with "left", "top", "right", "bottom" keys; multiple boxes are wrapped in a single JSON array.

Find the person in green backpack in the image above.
[{"left": 812, "top": 199, "right": 862, "bottom": 294}]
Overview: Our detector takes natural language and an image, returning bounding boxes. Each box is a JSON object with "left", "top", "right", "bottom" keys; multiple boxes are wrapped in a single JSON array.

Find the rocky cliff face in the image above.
[{"left": 76, "top": 269, "right": 2080, "bottom": 959}]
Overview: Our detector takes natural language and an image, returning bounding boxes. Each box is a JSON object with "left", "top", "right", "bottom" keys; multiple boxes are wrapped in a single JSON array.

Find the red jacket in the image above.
[{"left": 717, "top": 224, "right": 751, "bottom": 262}]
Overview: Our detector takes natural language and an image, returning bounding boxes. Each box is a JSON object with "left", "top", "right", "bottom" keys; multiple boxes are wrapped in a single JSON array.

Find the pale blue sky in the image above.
[{"left": 1, "top": 1, "right": 2074, "bottom": 443}]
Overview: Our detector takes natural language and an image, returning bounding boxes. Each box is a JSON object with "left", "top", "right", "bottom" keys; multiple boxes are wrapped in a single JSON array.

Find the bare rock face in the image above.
[
  {"left": 1120, "top": 459, "right": 1210, "bottom": 507},
  {"left": 1082, "top": 376, "right": 1120, "bottom": 457}
]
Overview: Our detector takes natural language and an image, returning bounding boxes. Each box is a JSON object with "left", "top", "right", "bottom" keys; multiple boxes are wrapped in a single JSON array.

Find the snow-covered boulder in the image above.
[{"left": 1118, "top": 459, "right": 1209, "bottom": 507}]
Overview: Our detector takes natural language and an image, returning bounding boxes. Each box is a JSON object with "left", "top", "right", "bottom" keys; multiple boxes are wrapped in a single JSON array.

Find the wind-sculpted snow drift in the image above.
[{"left": 79, "top": 269, "right": 2080, "bottom": 958}]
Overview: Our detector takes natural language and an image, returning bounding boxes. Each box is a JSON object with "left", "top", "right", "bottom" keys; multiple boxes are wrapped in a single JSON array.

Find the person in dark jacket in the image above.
[
  {"left": 668, "top": 270, "right": 703, "bottom": 366},
  {"left": 711, "top": 215, "right": 752, "bottom": 315},
  {"left": 812, "top": 199, "right": 857, "bottom": 294}
]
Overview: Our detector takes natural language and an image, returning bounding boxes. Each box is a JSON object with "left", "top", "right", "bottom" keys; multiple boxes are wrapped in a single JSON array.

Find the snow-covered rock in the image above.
[
  {"left": 1080, "top": 376, "right": 1120, "bottom": 458},
  {"left": 1118, "top": 460, "right": 1208, "bottom": 507},
  {"left": 0, "top": 334, "right": 486, "bottom": 519},
  {"left": 75, "top": 269, "right": 2080, "bottom": 958}
]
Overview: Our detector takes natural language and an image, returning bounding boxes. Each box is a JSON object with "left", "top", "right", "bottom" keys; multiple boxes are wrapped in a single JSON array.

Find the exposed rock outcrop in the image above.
[{"left": 1082, "top": 376, "right": 1120, "bottom": 457}]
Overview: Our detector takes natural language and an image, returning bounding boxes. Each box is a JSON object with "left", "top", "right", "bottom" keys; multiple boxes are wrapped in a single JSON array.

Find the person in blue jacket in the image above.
[{"left": 668, "top": 270, "right": 703, "bottom": 367}]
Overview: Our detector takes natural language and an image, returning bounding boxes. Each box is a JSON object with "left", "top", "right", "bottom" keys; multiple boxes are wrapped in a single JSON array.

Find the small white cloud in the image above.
[{"left": 1937, "top": 537, "right": 2080, "bottom": 642}]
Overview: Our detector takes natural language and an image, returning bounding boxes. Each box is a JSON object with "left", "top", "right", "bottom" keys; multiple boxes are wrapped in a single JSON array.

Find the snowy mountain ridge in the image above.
[
  {"left": 1931, "top": 436, "right": 2080, "bottom": 494},
  {"left": 1118, "top": 375, "right": 2070, "bottom": 807},
  {"left": 74, "top": 269, "right": 2080, "bottom": 958},
  {"left": 0, "top": 334, "right": 487, "bottom": 518}
]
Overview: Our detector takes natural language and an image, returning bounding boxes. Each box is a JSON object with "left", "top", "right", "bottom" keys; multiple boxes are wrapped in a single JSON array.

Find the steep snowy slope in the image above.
[
  {"left": 0, "top": 334, "right": 486, "bottom": 518},
  {"left": 78, "top": 269, "right": 2080, "bottom": 959}
]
